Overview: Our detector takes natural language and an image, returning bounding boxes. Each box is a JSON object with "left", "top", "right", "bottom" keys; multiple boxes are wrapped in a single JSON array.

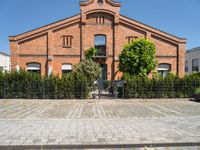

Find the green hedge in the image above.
[
  {"left": 0, "top": 70, "right": 89, "bottom": 99},
  {"left": 1, "top": 70, "right": 200, "bottom": 99},
  {"left": 124, "top": 74, "right": 200, "bottom": 99}
]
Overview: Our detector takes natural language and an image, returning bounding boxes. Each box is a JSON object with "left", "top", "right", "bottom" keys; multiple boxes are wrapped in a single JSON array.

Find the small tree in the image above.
[
  {"left": 85, "top": 47, "right": 97, "bottom": 60},
  {"left": 73, "top": 59, "right": 101, "bottom": 89},
  {"left": 119, "top": 38, "right": 157, "bottom": 77}
]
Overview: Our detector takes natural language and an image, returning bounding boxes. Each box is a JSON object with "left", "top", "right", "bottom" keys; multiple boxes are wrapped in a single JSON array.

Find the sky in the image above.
[{"left": 0, "top": 0, "right": 200, "bottom": 54}]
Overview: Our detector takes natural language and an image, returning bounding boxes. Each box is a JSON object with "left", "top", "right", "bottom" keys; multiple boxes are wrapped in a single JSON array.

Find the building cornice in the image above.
[
  {"left": 9, "top": 14, "right": 81, "bottom": 42},
  {"left": 119, "top": 15, "right": 186, "bottom": 44}
]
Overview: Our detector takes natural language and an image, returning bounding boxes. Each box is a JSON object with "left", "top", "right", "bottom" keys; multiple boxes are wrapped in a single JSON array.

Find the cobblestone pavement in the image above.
[
  {"left": 0, "top": 99, "right": 200, "bottom": 119},
  {"left": 0, "top": 99, "right": 200, "bottom": 149}
]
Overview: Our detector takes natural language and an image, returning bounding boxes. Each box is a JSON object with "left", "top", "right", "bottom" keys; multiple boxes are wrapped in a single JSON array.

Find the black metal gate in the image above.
[{"left": 93, "top": 80, "right": 125, "bottom": 99}]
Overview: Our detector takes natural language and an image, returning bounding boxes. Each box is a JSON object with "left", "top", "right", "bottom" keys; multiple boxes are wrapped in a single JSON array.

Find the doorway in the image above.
[{"left": 100, "top": 64, "right": 107, "bottom": 80}]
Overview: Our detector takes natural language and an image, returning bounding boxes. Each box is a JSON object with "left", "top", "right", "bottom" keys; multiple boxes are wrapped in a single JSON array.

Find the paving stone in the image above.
[{"left": 0, "top": 99, "right": 200, "bottom": 147}]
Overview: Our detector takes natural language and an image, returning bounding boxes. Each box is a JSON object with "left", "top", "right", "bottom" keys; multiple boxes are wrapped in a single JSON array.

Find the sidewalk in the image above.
[{"left": 0, "top": 99, "right": 200, "bottom": 149}]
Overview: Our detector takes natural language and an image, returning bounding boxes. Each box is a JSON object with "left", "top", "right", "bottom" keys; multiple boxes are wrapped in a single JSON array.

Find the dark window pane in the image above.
[
  {"left": 62, "top": 70, "right": 72, "bottom": 76},
  {"left": 185, "top": 60, "right": 188, "bottom": 72},
  {"left": 158, "top": 63, "right": 171, "bottom": 78},
  {"left": 27, "top": 70, "right": 41, "bottom": 74},
  {"left": 192, "top": 59, "right": 199, "bottom": 72},
  {"left": 94, "top": 35, "right": 106, "bottom": 56}
]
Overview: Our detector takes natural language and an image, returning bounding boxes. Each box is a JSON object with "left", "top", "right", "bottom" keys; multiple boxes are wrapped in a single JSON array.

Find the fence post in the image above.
[
  {"left": 122, "top": 80, "right": 125, "bottom": 99},
  {"left": 81, "top": 80, "right": 83, "bottom": 99},
  {"left": 3, "top": 80, "right": 6, "bottom": 99},
  {"left": 195, "top": 80, "right": 197, "bottom": 95},
  {"left": 43, "top": 82, "right": 45, "bottom": 99}
]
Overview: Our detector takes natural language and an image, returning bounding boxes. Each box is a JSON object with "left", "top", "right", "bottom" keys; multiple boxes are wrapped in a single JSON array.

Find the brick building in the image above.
[{"left": 9, "top": 0, "right": 186, "bottom": 80}]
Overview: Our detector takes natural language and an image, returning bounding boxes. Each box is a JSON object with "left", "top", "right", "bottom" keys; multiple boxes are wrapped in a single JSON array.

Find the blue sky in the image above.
[{"left": 0, "top": 0, "right": 200, "bottom": 54}]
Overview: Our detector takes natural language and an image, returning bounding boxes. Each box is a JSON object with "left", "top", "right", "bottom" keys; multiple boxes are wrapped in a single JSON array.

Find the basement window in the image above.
[{"left": 62, "top": 36, "right": 73, "bottom": 48}]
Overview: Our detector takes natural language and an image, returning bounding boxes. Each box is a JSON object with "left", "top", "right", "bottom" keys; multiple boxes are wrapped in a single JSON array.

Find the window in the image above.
[
  {"left": 126, "top": 36, "right": 138, "bottom": 44},
  {"left": 94, "top": 35, "right": 106, "bottom": 56},
  {"left": 185, "top": 60, "right": 188, "bottom": 72},
  {"left": 96, "top": 16, "right": 105, "bottom": 24},
  {"left": 97, "top": 0, "right": 103, "bottom": 5},
  {"left": 158, "top": 64, "right": 171, "bottom": 78},
  {"left": 192, "top": 59, "right": 199, "bottom": 72},
  {"left": 62, "top": 64, "right": 72, "bottom": 76},
  {"left": 27, "top": 63, "right": 41, "bottom": 74},
  {"left": 62, "top": 36, "right": 73, "bottom": 48}
]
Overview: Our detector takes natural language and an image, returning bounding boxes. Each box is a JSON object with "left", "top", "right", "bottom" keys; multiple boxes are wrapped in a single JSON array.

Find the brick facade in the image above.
[{"left": 9, "top": 0, "right": 186, "bottom": 79}]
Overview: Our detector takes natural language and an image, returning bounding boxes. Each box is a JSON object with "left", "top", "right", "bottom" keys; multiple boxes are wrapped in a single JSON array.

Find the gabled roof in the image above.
[
  {"left": 9, "top": 14, "right": 81, "bottom": 42},
  {"left": 119, "top": 15, "right": 186, "bottom": 44},
  {"left": 186, "top": 46, "right": 200, "bottom": 53}
]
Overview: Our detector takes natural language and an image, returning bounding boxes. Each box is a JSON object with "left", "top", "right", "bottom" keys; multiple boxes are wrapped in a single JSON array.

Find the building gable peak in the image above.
[
  {"left": 80, "top": 0, "right": 121, "bottom": 7},
  {"left": 80, "top": 0, "right": 121, "bottom": 17}
]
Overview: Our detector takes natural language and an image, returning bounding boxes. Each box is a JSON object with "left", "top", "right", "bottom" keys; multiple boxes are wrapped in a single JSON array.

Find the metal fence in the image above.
[
  {"left": 0, "top": 80, "right": 199, "bottom": 99},
  {"left": 96, "top": 80, "right": 125, "bottom": 99},
  {"left": 0, "top": 81, "right": 88, "bottom": 99},
  {"left": 124, "top": 80, "right": 200, "bottom": 99}
]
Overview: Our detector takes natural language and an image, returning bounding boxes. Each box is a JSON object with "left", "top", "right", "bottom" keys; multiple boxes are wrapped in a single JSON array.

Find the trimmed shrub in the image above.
[
  {"left": 0, "top": 70, "right": 89, "bottom": 99},
  {"left": 124, "top": 74, "right": 200, "bottom": 99}
]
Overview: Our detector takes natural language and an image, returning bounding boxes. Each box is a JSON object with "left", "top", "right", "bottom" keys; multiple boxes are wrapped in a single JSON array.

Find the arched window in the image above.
[
  {"left": 27, "top": 63, "right": 41, "bottom": 74},
  {"left": 94, "top": 35, "right": 106, "bottom": 56},
  {"left": 158, "top": 63, "right": 171, "bottom": 78},
  {"left": 62, "top": 63, "right": 72, "bottom": 76}
]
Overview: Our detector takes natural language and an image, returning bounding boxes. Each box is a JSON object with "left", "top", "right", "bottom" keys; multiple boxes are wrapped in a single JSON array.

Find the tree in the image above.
[
  {"left": 119, "top": 38, "right": 157, "bottom": 76},
  {"left": 85, "top": 47, "right": 97, "bottom": 60},
  {"left": 73, "top": 59, "right": 101, "bottom": 89}
]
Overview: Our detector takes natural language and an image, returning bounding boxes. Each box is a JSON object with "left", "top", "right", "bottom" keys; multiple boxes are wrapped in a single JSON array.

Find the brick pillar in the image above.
[
  {"left": 178, "top": 43, "right": 186, "bottom": 77},
  {"left": 80, "top": 14, "right": 86, "bottom": 60},
  {"left": 113, "top": 14, "right": 120, "bottom": 80},
  {"left": 47, "top": 31, "right": 53, "bottom": 76},
  {"left": 9, "top": 40, "right": 19, "bottom": 70}
]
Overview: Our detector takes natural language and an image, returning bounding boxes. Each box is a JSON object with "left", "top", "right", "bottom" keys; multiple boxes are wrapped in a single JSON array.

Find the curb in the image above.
[{"left": 0, "top": 142, "right": 200, "bottom": 149}]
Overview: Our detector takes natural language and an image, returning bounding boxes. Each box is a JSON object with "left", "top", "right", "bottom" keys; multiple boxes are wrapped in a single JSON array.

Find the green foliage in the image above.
[
  {"left": 2, "top": 69, "right": 200, "bottom": 99},
  {"left": 195, "top": 87, "right": 200, "bottom": 94},
  {"left": 73, "top": 59, "right": 101, "bottom": 90},
  {"left": 85, "top": 47, "right": 97, "bottom": 59},
  {"left": 119, "top": 38, "right": 157, "bottom": 77},
  {"left": 0, "top": 69, "right": 89, "bottom": 99},
  {"left": 125, "top": 73, "right": 200, "bottom": 99}
]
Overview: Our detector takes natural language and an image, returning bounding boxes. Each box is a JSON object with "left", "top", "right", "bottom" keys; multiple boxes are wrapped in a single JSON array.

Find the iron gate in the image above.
[{"left": 93, "top": 80, "right": 125, "bottom": 99}]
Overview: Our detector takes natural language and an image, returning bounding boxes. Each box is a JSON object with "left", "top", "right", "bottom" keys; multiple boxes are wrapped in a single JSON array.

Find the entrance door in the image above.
[{"left": 100, "top": 64, "right": 107, "bottom": 80}]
